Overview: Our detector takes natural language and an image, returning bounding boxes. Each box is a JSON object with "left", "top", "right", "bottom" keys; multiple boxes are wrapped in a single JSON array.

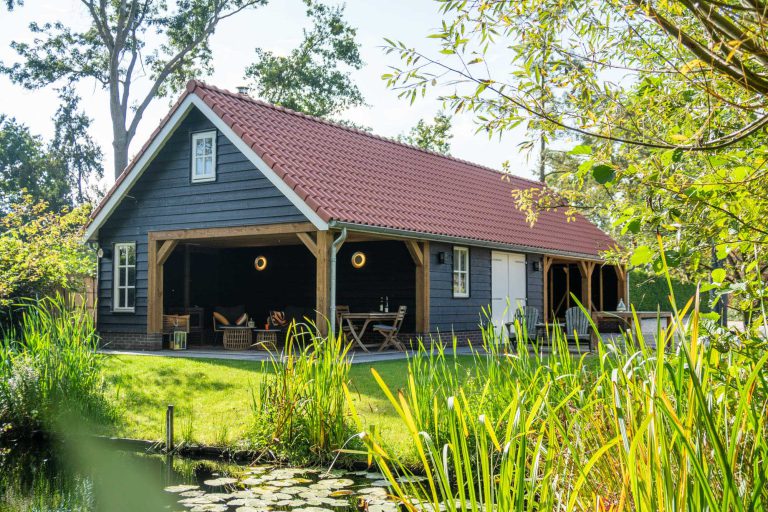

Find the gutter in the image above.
[{"left": 328, "top": 221, "right": 606, "bottom": 262}]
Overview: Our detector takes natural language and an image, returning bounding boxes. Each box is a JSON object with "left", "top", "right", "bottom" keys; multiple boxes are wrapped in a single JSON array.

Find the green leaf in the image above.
[
  {"left": 630, "top": 245, "right": 653, "bottom": 266},
  {"left": 711, "top": 268, "right": 726, "bottom": 283},
  {"left": 592, "top": 164, "right": 615, "bottom": 184},
  {"left": 570, "top": 145, "right": 592, "bottom": 155}
]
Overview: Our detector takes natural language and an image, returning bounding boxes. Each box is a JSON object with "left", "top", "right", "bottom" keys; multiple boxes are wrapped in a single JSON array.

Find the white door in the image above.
[{"left": 491, "top": 251, "right": 527, "bottom": 328}]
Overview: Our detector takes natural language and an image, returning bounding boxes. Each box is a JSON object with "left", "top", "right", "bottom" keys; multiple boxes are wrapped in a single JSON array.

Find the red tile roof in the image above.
[{"left": 93, "top": 80, "right": 616, "bottom": 258}]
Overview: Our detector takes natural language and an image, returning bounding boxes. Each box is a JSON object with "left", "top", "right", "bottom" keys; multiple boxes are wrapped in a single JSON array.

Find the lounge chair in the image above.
[{"left": 507, "top": 306, "right": 539, "bottom": 342}]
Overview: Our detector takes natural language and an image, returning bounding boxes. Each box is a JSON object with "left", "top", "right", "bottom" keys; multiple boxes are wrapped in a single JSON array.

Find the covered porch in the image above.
[
  {"left": 146, "top": 223, "right": 429, "bottom": 350},
  {"left": 542, "top": 255, "right": 630, "bottom": 347}
]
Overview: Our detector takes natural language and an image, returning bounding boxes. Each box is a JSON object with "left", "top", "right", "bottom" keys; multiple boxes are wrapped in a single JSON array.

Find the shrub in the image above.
[{"left": 0, "top": 295, "right": 112, "bottom": 434}]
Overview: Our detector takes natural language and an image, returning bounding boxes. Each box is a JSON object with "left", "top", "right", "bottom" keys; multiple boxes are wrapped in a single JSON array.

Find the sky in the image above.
[{"left": 0, "top": 0, "right": 541, "bottom": 190}]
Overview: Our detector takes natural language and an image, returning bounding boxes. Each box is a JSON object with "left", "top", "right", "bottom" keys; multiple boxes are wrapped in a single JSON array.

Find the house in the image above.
[{"left": 85, "top": 81, "right": 623, "bottom": 350}]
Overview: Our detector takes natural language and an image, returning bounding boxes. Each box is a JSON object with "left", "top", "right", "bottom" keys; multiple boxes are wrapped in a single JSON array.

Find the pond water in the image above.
[{"left": 0, "top": 439, "right": 396, "bottom": 512}]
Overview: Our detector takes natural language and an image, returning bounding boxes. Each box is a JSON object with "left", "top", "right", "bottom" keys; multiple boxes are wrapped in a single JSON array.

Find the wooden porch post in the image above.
[
  {"left": 315, "top": 231, "right": 332, "bottom": 333},
  {"left": 614, "top": 265, "right": 629, "bottom": 306},
  {"left": 147, "top": 235, "right": 178, "bottom": 335},
  {"left": 543, "top": 256, "right": 552, "bottom": 324},
  {"left": 578, "top": 261, "right": 596, "bottom": 313},
  {"left": 405, "top": 240, "right": 430, "bottom": 333}
]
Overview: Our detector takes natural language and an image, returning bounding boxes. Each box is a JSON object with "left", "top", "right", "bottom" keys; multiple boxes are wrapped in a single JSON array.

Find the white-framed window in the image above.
[
  {"left": 113, "top": 242, "right": 136, "bottom": 312},
  {"left": 191, "top": 130, "right": 217, "bottom": 182},
  {"left": 453, "top": 246, "right": 470, "bottom": 297}
]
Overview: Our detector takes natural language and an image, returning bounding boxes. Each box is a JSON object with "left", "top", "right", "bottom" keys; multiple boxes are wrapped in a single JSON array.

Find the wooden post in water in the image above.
[{"left": 166, "top": 404, "right": 174, "bottom": 452}]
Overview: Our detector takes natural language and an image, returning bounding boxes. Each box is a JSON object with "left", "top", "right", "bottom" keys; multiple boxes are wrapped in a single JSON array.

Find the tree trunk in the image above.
[{"left": 112, "top": 129, "right": 130, "bottom": 180}]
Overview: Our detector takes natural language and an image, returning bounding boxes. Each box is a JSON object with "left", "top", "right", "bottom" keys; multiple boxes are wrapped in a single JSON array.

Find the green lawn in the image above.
[{"left": 101, "top": 354, "right": 474, "bottom": 457}]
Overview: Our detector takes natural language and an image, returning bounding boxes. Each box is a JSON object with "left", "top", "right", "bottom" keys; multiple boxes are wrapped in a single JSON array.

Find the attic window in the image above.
[{"left": 191, "top": 130, "right": 216, "bottom": 182}]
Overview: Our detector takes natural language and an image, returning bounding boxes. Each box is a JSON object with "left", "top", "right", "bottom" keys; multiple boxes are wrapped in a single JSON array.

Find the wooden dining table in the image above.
[{"left": 339, "top": 311, "right": 399, "bottom": 352}]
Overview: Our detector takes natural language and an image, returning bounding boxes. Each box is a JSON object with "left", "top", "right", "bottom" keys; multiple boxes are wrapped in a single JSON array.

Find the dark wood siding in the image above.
[
  {"left": 526, "top": 253, "right": 544, "bottom": 314},
  {"left": 429, "top": 242, "right": 492, "bottom": 332},
  {"left": 97, "top": 107, "right": 306, "bottom": 333}
]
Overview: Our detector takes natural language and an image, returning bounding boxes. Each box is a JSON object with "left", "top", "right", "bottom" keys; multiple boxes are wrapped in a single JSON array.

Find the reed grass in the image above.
[
  {"left": 0, "top": 295, "right": 111, "bottom": 433},
  {"left": 346, "top": 297, "right": 768, "bottom": 510},
  {"left": 251, "top": 321, "right": 354, "bottom": 462}
]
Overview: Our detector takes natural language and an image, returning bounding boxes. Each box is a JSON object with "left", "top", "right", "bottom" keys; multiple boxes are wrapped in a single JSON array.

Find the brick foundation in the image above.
[{"left": 99, "top": 331, "right": 163, "bottom": 351}]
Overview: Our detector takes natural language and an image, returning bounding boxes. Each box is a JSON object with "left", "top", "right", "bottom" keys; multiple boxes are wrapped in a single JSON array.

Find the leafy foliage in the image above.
[
  {"left": 1, "top": 0, "right": 268, "bottom": 178},
  {"left": 397, "top": 112, "right": 453, "bottom": 155},
  {"left": 0, "top": 89, "right": 102, "bottom": 211},
  {"left": 381, "top": 0, "right": 768, "bottom": 324},
  {"left": 0, "top": 197, "right": 94, "bottom": 308},
  {"left": 50, "top": 87, "right": 103, "bottom": 204},
  {"left": 244, "top": 1, "right": 364, "bottom": 119},
  {"left": 0, "top": 116, "right": 69, "bottom": 211}
]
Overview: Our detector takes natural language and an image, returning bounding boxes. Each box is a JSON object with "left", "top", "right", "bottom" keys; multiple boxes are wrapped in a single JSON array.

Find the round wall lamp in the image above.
[
  {"left": 351, "top": 251, "right": 367, "bottom": 269},
  {"left": 254, "top": 255, "right": 268, "bottom": 271}
]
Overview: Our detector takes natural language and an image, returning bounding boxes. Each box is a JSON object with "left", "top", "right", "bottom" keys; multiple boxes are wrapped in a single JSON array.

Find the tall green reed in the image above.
[
  {"left": 251, "top": 320, "right": 353, "bottom": 462},
  {"left": 347, "top": 297, "right": 768, "bottom": 511},
  {"left": 0, "top": 295, "right": 111, "bottom": 432}
]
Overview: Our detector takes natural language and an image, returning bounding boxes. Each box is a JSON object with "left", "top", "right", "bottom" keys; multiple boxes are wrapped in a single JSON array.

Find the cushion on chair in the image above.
[
  {"left": 213, "top": 311, "right": 230, "bottom": 326},
  {"left": 235, "top": 312, "right": 249, "bottom": 326}
]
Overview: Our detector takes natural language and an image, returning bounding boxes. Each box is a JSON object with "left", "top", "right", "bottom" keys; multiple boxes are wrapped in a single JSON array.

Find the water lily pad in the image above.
[
  {"left": 189, "top": 505, "right": 228, "bottom": 512},
  {"left": 292, "top": 507, "right": 333, "bottom": 512},
  {"left": 241, "top": 477, "right": 266, "bottom": 486},
  {"left": 179, "top": 495, "right": 227, "bottom": 506},
  {"left": 204, "top": 477, "right": 238, "bottom": 487},
  {"left": 368, "top": 480, "right": 390, "bottom": 487},
  {"left": 237, "top": 507, "right": 273, "bottom": 512},
  {"left": 165, "top": 484, "right": 200, "bottom": 493},
  {"left": 181, "top": 490, "right": 207, "bottom": 498},
  {"left": 329, "top": 490, "right": 353, "bottom": 497},
  {"left": 313, "top": 478, "right": 354, "bottom": 489},
  {"left": 356, "top": 487, "right": 388, "bottom": 496}
]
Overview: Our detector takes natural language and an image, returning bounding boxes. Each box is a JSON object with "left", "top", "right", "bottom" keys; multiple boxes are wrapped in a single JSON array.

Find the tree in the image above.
[
  {"left": 0, "top": 196, "right": 94, "bottom": 306},
  {"left": 397, "top": 112, "right": 453, "bottom": 155},
  {"left": 50, "top": 87, "right": 104, "bottom": 204},
  {"left": 382, "top": 1, "right": 768, "bottom": 326},
  {"left": 0, "top": 116, "right": 69, "bottom": 212},
  {"left": 244, "top": 1, "right": 364, "bottom": 120},
  {"left": 2, "top": 0, "right": 268, "bottom": 179}
]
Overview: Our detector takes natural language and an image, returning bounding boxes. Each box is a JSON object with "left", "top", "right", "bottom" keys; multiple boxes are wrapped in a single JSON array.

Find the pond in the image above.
[{"left": 0, "top": 438, "right": 396, "bottom": 512}]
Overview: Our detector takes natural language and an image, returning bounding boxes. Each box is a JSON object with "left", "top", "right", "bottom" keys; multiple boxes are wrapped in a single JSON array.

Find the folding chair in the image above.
[{"left": 373, "top": 305, "right": 407, "bottom": 351}]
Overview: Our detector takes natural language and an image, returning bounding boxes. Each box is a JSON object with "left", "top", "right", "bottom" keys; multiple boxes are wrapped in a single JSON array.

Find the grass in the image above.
[{"left": 101, "top": 352, "right": 476, "bottom": 459}]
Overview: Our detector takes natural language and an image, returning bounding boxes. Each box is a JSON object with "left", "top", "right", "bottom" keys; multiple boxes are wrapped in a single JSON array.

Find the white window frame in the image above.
[
  {"left": 113, "top": 242, "right": 137, "bottom": 312},
  {"left": 453, "top": 246, "right": 470, "bottom": 298},
  {"left": 191, "top": 130, "right": 217, "bottom": 183}
]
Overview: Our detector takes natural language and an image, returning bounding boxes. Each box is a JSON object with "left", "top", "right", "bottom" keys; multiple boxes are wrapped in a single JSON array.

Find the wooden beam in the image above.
[
  {"left": 315, "top": 231, "right": 332, "bottom": 333},
  {"left": 543, "top": 256, "right": 550, "bottom": 324},
  {"left": 150, "top": 222, "right": 315, "bottom": 241},
  {"left": 296, "top": 232, "right": 318, "bottom": 258},
  {"left": 599, "top": 266, "right": 604, "bottom": 311},
  {"left": 404, "top": 240, "right": 424, "bottom": 267},
  {"left": 157, "top": 240, "right": 178, "bottom": 266},
  {"left": 147, "top": 235, "right": 161, "bottom": 334},
  {"left": 413, "top": 241, "right": 430, "bottom": 333}
]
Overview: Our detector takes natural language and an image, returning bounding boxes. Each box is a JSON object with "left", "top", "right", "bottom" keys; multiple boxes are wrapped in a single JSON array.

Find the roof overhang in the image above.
[
  {"left": 328, "top": 221, "right": 606, "bottom": 262},
  {"left": 84, "top": 94, "right": 328, "bottom": 242}
]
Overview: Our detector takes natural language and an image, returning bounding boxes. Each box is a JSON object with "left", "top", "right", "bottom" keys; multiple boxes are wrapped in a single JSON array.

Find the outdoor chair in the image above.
[
  {"left": 565, "top": 306, "right": 591, "bottom": 344},
  {"left": 335, "top": 305, "right": 352, "bottom": 337},
  {"left": 212, "top": 305, "right": 248, "bottom": 343},
  {"left": 507, "top": 306, "right": 539, "bottom": 342},
  {"left": 373, "top": 305, "right": 407, "bottom": 351}
]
